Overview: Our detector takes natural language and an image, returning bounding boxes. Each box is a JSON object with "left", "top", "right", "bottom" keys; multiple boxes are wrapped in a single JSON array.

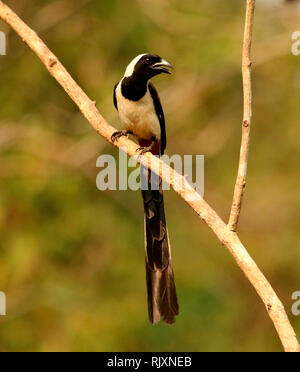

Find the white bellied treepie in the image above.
[{"left": 112, "top": 54, "right": 179, "bottom": 324}]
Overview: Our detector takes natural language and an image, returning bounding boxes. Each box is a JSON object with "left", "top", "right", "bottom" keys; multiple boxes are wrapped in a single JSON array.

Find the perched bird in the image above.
[{"left": 112, "top": 54, "right": 179, "bottom": 324}]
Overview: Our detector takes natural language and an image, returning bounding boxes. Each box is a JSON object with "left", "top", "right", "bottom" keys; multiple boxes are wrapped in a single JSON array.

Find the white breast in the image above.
[{"left": 116, "top": 82, "right": 161, "bottom": 141}]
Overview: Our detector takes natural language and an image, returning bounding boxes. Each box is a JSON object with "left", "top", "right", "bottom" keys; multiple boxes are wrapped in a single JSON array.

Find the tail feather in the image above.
[{"left": 142, "top": 168, "right": 179, "bottom": 325}]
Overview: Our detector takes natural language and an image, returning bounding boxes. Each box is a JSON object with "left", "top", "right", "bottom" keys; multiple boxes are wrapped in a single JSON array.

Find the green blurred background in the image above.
[{"left": 0, "top": 0, "right": 300, "bottom": 352}]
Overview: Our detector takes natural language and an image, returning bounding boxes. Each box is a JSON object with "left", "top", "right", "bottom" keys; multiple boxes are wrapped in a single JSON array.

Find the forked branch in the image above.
[{"left": 0, "top": 1, "right": 298, "bottom": 352}]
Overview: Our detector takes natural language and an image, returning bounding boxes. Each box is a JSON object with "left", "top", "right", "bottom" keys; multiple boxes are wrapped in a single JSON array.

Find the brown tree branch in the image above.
[
  {"left": 229, "top": 0, "right": 255, "bottom": 232},
  {"left": 0, "top": 1, "right": 299, "bottom": 352}
]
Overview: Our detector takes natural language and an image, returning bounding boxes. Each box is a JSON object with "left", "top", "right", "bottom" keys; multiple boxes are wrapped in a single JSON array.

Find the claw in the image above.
[
  {"left": 136, "top": 138, "right": 158, "bottom": 155},
  {"left": 111, "top": 130, "right": 132, "bottom": 143},
  {"left": 136, "top": 146, "right": 151, "bottom": 155}
]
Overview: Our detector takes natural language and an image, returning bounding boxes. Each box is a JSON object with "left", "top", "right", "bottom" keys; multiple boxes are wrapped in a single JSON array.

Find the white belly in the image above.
[{"left": 116, "top": 83, "right": 161, "bottom": 141}]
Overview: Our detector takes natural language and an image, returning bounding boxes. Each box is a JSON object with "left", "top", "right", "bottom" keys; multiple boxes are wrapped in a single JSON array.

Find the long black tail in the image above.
[{"left": 142, "top": 169, "right": 179, "bottom": 325}]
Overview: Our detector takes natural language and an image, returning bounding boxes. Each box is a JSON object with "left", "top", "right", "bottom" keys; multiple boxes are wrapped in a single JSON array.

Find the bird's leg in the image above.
[
  {"left": 136, "top": 138, "right": 158, "bottom": 155},
  {"left": 111, "top": 130, "right": 133, "bottom": 143}
]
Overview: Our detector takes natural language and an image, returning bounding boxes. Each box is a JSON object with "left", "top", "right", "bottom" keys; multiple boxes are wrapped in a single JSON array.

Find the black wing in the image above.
[
  {"left": 148, "top": 83, "right": 166, "bottom": 155},
  {"left": 113, "top": 83, "right": 119, "bottom": 111}
]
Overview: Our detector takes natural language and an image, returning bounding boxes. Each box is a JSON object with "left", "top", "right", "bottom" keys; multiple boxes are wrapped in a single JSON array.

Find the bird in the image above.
[{"left": 111, "top": 54, "right": 179, "bottom": 324}]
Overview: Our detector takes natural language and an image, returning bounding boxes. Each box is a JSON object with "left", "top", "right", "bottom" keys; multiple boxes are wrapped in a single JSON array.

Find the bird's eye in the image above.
[{"left": 145, "top": 58, "right": 151, "bottom": 64}]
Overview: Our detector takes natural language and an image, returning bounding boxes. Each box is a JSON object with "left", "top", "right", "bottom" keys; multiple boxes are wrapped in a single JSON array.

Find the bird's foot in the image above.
[
  {"left": 111, "top": 130, "right": 132, "bottom": 143},
  {"left": 136, "top": 139, "right": 158, "bottom": 156},
  {"left": 136, "top": 146, "right": 153, "bottom": 155}
]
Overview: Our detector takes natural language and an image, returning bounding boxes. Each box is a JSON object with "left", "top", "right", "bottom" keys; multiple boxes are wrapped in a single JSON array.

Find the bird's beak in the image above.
[{"left": 152, "top": 59, "right": 174, "bottom": 74}]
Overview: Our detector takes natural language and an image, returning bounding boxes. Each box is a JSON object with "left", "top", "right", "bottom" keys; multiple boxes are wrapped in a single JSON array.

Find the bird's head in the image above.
[{"left": 124, "top": 54, "right": 173, "bottom": 80}]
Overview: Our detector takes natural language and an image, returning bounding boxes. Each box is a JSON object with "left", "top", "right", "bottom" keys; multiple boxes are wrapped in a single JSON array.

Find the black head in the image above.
[{"left": 124, "top": 54, "right": 174, "bottom": 80}]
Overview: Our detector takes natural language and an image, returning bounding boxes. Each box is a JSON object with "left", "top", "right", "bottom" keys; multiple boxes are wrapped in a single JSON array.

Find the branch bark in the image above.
[
  {"left": 0, "top": 1, "right": 299, "bottom": 352},
  {"left": 229, "top": 0, "right": 255, "bottom": 232}
]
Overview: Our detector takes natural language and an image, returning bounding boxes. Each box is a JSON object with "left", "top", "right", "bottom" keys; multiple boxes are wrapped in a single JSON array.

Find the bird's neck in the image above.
[{"left": 121, "top": 74, "right": 149, "bottom": 101}]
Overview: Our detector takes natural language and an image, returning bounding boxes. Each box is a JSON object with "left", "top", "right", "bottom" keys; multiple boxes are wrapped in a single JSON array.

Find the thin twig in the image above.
[
  {"left": 229, "top": 0, "right": 255, "bottom": 232},
  {"left": 0, "top": 1, "right": 299, "bottom": 352}
]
